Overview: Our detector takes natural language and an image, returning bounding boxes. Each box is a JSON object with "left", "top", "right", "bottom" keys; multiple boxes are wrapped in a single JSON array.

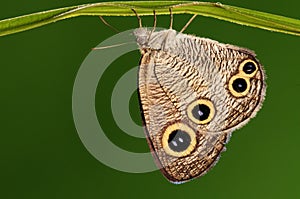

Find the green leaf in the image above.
[{"left": 0, "top": 1, "right": 300, "bottom": 37}]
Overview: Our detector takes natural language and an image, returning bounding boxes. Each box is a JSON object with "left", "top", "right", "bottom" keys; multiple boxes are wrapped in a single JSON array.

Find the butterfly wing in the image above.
[
  {"left": 138, "top": 49, "right": 229, "bottom": 183},
  {"left": 136, "top": 28, "right": 266, "bottom": 183}
]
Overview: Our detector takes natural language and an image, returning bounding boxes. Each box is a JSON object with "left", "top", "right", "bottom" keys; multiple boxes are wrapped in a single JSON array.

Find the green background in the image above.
[{"left": 0, "top": 0, "right": 299, "bottom": 198}]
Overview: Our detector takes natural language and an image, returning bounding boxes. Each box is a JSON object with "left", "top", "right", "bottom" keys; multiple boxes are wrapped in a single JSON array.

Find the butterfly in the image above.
[{"left": 133, "top": 11, "right": 266, "bottom": 183}]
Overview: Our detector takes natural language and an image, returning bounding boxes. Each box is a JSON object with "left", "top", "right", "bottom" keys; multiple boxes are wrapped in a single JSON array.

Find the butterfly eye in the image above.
[
  {"left": 228, "top": 75, "right": 250, "bottom": 97},
  {"left": 187, "top": 99, "right": 215, "bottom": 124},
  {"left": 239, "top": 59, "right": 258, "bottom": 77},
  {"left": 162, "top": 123, "right": 196, "bottom": 157}
]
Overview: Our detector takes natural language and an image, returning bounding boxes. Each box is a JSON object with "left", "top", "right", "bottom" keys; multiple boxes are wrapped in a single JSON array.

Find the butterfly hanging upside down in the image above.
[{"left": 130, "top": 9, "right": 266, "bottom": 184}]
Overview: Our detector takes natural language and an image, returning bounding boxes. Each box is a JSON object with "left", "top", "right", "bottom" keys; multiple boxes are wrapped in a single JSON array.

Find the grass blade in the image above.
[{"left": 0, "top": 1, "right": 299, "bottom": 37}]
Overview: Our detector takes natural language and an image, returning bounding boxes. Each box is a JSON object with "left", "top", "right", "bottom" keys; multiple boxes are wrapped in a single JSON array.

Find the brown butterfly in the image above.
[{"left": 134, "top": 13, "right": 266, "bottom": 183}]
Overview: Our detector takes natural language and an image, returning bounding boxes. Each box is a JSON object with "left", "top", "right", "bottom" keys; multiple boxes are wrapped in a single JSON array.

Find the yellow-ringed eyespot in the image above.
[
  {"left": 187, "top": 99, "right": 215, "bottom": 124},
  {"left": 228, "top": 75, "right": 250, "bottom": 97},
  {"left": 162, "top": 123, "right": 197, "bottom": 157},
  {"left": 239, "top": 59, "right": 258, "bottom": 77}
]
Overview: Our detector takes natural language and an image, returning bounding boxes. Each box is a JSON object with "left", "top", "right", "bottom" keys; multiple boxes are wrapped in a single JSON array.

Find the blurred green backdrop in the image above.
[{"left": 0, "top": 0, "right": 299, "bottom": 198}]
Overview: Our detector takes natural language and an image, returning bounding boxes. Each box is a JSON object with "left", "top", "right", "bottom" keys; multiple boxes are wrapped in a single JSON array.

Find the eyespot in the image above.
[
  {"left": 162, "top": 123, "right": 196, "bottom": 157},
  {"left": 187, "top": 99, "right": 215, "bottom": 124},
  {"left": 239, "top": 59, "right": 258, "bottom": 77},
  {"left": 228, "top": 75, "right": 250, "bottom": 97}
]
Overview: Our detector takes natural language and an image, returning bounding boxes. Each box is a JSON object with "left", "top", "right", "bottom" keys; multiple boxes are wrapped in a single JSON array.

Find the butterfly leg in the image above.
[
  {"left": 98, "top": 16, "right": 119, "bottom": 32},
  {"left": 169, "top": 7, "right": 173, "bottom": 29},
  {"left": 131, "top": 8, "right": 142, "bottom": 28},
  {"left": 180, "top": 14, "right": 197, "bottom": 33}
]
